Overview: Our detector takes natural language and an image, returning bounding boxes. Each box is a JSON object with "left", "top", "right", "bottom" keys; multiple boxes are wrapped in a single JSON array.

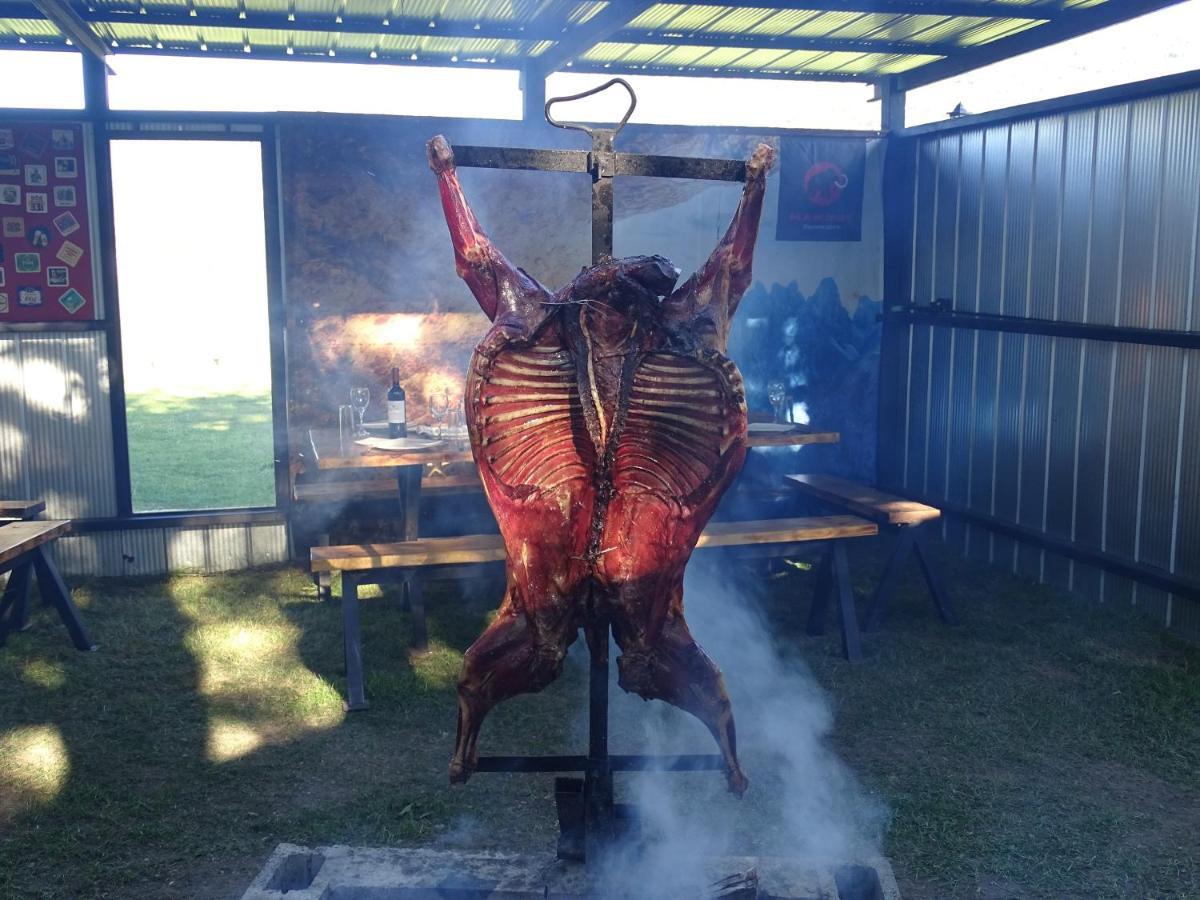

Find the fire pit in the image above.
[{"left": 241, "top": 844, "right": 900, "bottom": 899}]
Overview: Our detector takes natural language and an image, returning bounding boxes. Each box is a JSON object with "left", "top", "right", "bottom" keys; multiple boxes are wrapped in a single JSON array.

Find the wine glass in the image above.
[
  {"left": 428, "top": 390, "right": 451, "bottom": 439},
  {"left": 767, "top": 380, "right": 787, "bottom": 424},
  {"left": 350, "top": 386, "right": 370, "bottom": 437}
]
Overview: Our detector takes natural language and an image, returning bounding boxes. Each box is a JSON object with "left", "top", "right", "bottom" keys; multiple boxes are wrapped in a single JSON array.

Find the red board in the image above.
[{"left": 0, "top": 122, "right": 96, "bottom": 322}]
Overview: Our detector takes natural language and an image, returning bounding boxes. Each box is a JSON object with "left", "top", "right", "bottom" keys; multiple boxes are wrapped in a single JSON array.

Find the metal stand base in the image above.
[{"left": 475, "top": 624, "right": 724, "bottom": 863}]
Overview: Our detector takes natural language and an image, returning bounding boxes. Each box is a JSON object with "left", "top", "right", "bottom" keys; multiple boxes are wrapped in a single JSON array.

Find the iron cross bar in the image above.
[{"left": 451, "top": 144, "right": 747, "bottom": 265}]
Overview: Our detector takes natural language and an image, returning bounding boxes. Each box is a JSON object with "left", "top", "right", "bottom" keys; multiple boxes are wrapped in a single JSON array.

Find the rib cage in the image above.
[
  {"left": 475, "top": 343, "right": 593, "bottom": 491},
  {"left": 615, "top": 353, "right": 729, "bottom": 500}
]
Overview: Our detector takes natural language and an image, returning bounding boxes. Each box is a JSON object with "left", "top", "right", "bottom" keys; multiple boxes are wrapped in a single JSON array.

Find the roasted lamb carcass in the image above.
[{"left": 428, "top": 135, "right": 775, "bottom": 795}]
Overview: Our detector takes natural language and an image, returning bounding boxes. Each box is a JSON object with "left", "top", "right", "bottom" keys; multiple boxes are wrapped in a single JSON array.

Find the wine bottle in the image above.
[{"left": 387, "top": 367, "right": 407, "bottom": 438}]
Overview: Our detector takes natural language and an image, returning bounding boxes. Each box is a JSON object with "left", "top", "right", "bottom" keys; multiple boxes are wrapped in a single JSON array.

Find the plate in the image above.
[
  {"left": 355, "top": 437, "right": 444, "bottom": 451},
  {"left": 748, "top": 422, "right": 797, "bottom": 433}
]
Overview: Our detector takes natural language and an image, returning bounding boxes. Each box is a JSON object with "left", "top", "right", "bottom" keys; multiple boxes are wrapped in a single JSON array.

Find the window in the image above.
[
  {"left": 545, "top": 72, "right": 880, "bottom": 131},
  {"left": 110, "top": 139, "right": 276, "bottom": 512},
  {"left": 905, "top": 1, "right": 1200, "bottom": 127},
  {"left": 105, "top": 55, "right": 523, "bottom": 118},
  {"left": 0, "top": 50, "right": 84, "bottom": 110}
]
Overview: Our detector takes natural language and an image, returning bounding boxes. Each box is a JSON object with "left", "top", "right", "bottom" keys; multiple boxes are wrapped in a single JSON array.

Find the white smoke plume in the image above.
[{"left": 591, "top": 552, "right": 887, "bottom": 896}]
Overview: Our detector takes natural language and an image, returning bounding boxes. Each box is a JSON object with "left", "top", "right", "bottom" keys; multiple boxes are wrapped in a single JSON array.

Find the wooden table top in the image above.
[{"left": 306, "top": 422, "right": 838, "bottom": 471}]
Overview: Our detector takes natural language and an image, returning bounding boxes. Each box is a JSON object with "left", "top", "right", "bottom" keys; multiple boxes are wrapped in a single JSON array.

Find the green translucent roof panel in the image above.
[{"left": 0, "top": 0, "right": 1160, "bottom": 83}]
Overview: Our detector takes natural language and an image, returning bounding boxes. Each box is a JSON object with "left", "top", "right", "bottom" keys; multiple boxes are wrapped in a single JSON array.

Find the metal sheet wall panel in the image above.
[
  {"left": 1057, "top": 108, "right": 1096, "bottom": 325},
  {"left": 249, "top": 524, "right": 289, "bottom": 566},
  {"left": 1087, "top": 104, "right": 1131, "bottom": 327},
  {"left": 1119, "top": 97, "right": 1168, "bottom": 331},
  {"left": 0, "top": 333, "right": 118, "bottom": 519},
  {"left": 56, "top": 529, "right": 170, "bottom": 577},
  {"left": 1028, "top": 115, "right": 1064, "bottom": 320},
  {"left": 167, "top": 525, "right": 252, "bottom": 574},
  {"left": 54, "top": 524, "right": 288, "bottom": 577},
  {"left": 886, "top": 87, "right": 1200, "bottom": 633},
  {"left": 1154, "top": 91, "right": 1200, "bottom": 332},
  {"left": 977, "top": 126, "right": 1010, "bottom": 316}
]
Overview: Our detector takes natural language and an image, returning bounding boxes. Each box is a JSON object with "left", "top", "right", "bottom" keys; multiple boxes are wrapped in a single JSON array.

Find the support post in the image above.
[
  {"left": 876, "top": 77, "right": 906, "bottom": 133},
  {"left": 521, "top": 64, "right": 546, "bottom": 125}
]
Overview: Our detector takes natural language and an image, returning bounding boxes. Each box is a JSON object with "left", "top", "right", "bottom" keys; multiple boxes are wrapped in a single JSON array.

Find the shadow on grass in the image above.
[{"left": 0, "top": 544, "right": 1196, "bottom": 900}]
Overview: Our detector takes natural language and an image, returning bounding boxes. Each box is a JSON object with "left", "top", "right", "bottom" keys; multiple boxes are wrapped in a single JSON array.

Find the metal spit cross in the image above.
[{"left": 452, "top": 78, "right": 749, "bottom": 863}]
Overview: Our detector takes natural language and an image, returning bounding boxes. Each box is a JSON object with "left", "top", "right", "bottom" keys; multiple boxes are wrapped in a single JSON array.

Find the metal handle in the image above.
[{"left": 545, "top": 77, "right": 637, "bottom": 139}]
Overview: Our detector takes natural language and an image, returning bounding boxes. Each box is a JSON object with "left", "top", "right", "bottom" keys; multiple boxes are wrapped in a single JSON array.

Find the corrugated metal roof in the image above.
[{"left": 0, "top": 0, "right": 1177, "bottom": 84}]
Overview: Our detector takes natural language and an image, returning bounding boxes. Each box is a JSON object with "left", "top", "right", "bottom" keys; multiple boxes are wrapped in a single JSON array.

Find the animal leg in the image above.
[
  {"left": 612, "top": 591, "right": 747, "bottom": 796},
  {"left": 451, "top": 582, "right": 576, "bottom": 784}
]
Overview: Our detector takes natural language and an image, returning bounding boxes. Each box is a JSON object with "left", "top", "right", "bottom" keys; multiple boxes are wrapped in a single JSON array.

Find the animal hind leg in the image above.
[
  {"left": 451, "top": 583, "right": 575, "bottom": 784},
  {"left": 612, "top": 593, "right": 747, "bottom": 796}
]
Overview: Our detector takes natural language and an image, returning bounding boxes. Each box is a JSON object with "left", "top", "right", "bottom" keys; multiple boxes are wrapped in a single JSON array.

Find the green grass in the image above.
[
  {"left": 0, "top": 545, "right": 1196, "bottom": 899},
  {"left": 125, "top": 391, "right": 275, "bottom": 512}
]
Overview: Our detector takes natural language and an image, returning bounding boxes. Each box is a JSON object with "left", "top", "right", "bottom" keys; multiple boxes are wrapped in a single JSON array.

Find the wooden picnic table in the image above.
[{"left": 303, "top": 421, "right": 839, "bottom": 542}]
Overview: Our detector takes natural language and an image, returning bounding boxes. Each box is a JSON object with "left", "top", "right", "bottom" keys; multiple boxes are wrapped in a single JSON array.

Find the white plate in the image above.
[
  {"left": 355, "top": 437, "right": 443, "bottom": 451},
  {"left": 748, "top": 422, "right": 797, "bottom": 433}
]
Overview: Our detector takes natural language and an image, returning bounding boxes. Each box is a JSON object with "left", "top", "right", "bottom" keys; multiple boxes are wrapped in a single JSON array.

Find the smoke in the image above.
[{"left": 590, "top": 552, "right": 886, "bottom": 896}]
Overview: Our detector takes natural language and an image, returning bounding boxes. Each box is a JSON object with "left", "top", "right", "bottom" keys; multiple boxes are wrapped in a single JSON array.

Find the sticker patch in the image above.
[
  {"left": 52, "top": 210, "right": 79, "bottom": 236},
  {"left": 14, "top": 251, "right": 40, "bottom": 273},
  {"left": 0, "top": 153, "right": 18, "bottom": 176},
  {"left": 25, "top": 192, "right": 47, "bottom": 214},
  {"left": 53, "top": 185, "right": 76, "bottom": 208},
  {"left": 24, "top": 164, "right": 47, "bottom": 187},
  {"left": 0, "top": 292, "right": 7, "bottom": 313},
  {"left": 27, "top": 225, "right": 50, "bottom": 248},
  {"left": 18, "top": 286, "right": 42, "bottom": 306},
  {"left": 50, "top": 129, "right": 74, "bottom": 151},
  {"left": 20, "top": 132, "right": 47, "bottom": 158},
  {"left": 56, "top": 240, "right": 83, "bottom": 267},
  {"left": 54, "top": 157, "right": 78, "bottom": 179},
  {"left": 0, "top": 129, "right": 13, "bottom": 150},
  {"left": 0, "top": 266, "right": 5, "bottom": 287},
  {"left": 47, "top": 266, "right": 69, "bottom": 287},
  {"left": 0, "top": 184, "right": 19, "bottom": 206},
  {"left": 2, "top": 217, "right": 23, "bottom": 237},
  {"left": 58, "top": 288, "right": 86, "bottom": 314}
]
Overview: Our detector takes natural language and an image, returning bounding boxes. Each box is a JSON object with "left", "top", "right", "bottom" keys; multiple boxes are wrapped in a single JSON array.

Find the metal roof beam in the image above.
[
  {"left": 893, "top": 0, "right": 1190, "bottom": 89},
  {"left": 666, "top": 1, "right": 1057, "bottom": 20},
  {"left": 28, "top": 0, "right": 109, "bottom": 63},
  {"left": 611, "top": 28, "right": 959, "bottom": 57},
  {"left": 534, "top": 1, "right": 658, "bottom": 74},
  {"left": 0, "top": 2, "right": 564, "bottom": 42},
  {"left": 566, "top": 62, "right": 871, "bottom": 83}
]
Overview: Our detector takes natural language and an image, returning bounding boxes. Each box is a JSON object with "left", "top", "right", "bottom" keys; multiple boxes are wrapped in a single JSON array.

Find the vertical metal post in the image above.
[
  {"left": 585, "top": 621, "right": 614, "bottom": 859},
  {"left": 521, "top": 64, "right": 546, "bottom": 126},
  {"left": 83, "top": 55, "right": 137, "bottom": 519},
  {"left": 590, "top": 131, "right": 615, "bottom": 263},
  {"left": 878, "top": 76, "right": 906, "bottom": 133}
]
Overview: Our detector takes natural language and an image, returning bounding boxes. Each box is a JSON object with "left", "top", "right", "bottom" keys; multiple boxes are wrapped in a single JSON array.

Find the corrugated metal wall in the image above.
[
  {"left": 0, "top": 330, "right": 288, "bottom": 577},
  {"left": 880, "top": 87, "right": 1200, "bottom": 638}
]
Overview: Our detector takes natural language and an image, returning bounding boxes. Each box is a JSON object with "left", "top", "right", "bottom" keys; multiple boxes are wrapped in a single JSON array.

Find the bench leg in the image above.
[
  {"left": 863, "top": 526, "right": 915, "bottom": 633},
  {"left": 805, "top": 548, "right": 833, "bottom": 636},
  {"left": 341, "top": 573, "right": 369, "bottom": 711},
  {"left": 1, "top": 561, "right": 34, "bottom": 636},
  {"left": 406, "top": 572, "right": 428, "bottom": 652},
  {"left": 31, "top": 546, "right": 97, "bottom": 652},
  {"left": 313, "top": 532, "right": 332, "bottom": 602},
  {"left": 398, "top": 467, "right": 422, "bottom": 542},
  {"left": 913, "top": 532, "right": 958, "bottom": 626},
  {"left": 830, "top": 541, "right": 863, "bottom": 662}
]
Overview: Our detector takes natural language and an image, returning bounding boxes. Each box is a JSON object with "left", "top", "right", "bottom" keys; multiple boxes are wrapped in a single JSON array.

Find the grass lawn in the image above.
[
  {"left": 125, "top": 391, "right": 275, "bottom": 513},
  {"left": 0, "top": 542, "right": 1197, "bottom": 899}
]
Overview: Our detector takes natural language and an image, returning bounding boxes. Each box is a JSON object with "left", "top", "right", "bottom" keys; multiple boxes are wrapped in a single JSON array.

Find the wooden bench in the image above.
[
  {"left": 786, "top": 474, "right": 957, "bottom": 632},
  {"left": 0, "top": 499, "right": 46, "bottom": 520},
  {"left": 312, "top": 515, "right": 877, "bottom": 710},
  {"left": 294, "top": 469, "right": 485, "bottom": 601},
  {"left": 0, "top": 519, "right": 95, "bottom": 651}
]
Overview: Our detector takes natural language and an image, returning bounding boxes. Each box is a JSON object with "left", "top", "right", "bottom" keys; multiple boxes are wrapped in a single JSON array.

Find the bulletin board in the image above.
[{"left": 0, "top": 122, "right": 96, "bottom": 322}]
